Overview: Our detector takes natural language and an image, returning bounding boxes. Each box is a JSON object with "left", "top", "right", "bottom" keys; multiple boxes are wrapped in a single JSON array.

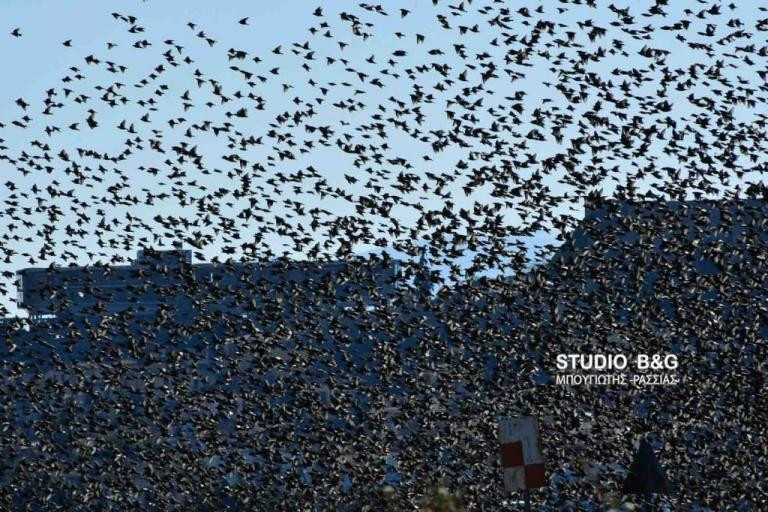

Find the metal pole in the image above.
[{"left": 523, "top": 489, "right": 531, "bottom": 512}]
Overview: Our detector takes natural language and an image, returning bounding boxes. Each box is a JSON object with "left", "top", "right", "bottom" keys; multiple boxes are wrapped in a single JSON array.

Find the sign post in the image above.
[{"left": 498, "top": 416, "right": 546, "bottom": 509}]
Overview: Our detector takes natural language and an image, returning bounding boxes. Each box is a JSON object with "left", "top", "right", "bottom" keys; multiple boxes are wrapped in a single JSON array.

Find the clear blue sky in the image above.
[{"left": 1, "top": 1, "right": 765, "bottom": 316}]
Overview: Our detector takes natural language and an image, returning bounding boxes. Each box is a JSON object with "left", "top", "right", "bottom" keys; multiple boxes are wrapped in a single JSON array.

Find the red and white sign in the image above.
[{"left": 498, "top": 416, "right": 546, "bottom": 491}]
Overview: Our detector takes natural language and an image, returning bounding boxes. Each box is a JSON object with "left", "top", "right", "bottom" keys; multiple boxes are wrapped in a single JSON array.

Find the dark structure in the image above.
[
  {"left": 623, "top": 439, "right": 673, "bottom": 496},
  {"left": 5, "top": 248, "right": 403, "bottom": 358},
  {"left": 17, "top": 248, "right": 402, "bottom": 319}
]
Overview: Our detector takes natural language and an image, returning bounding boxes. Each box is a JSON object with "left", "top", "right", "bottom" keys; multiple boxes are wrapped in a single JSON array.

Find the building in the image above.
[
  {"left": 5, "top": 248, "right": 403, "bottom": 357},
  {"left": 17, "top": 248, "right": 402, "bottom": 317}
]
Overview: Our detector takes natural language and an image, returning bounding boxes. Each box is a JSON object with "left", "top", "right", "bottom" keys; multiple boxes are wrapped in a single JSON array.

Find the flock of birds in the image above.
[{"left": 0, "top": 0, "right": 767, "bottom": 510}]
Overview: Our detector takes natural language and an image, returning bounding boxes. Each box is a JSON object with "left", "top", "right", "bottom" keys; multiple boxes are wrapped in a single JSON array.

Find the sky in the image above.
[{"left": 0, "top": 0, "right": 766, "bottom": 317}]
